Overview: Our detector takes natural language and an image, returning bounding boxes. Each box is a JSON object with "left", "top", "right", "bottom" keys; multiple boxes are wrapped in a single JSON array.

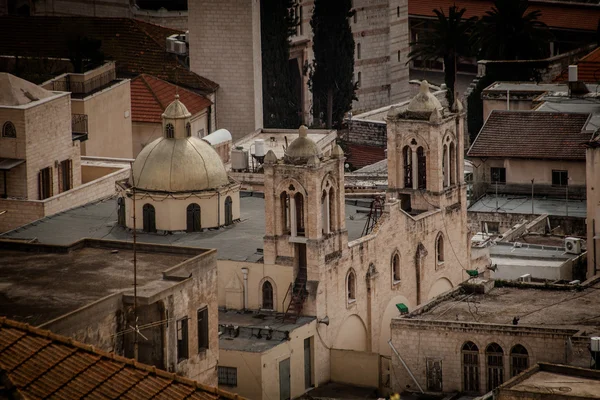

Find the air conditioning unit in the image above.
[
  {"left": 173, "top": 41, "right": 187, "bottom": 55},
  {"left": 518, "top": 274, "right": 531, "bottom": 283},
  {"left": 565, "top": 237, "right": 583, "bottom": 255},
  {"left": 166, "top": 36, "right": 187, "bottom": 55}
]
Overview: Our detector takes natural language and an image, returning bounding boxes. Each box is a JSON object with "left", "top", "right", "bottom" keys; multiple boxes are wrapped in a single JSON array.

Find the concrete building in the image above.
[
  {"left": 119, "top": 96, "right": 240, "bottom": 233},
  {"left": 0, "top": 238, "right": 222, "bottom": 386},
  {"left": 389, "top": 278, "right": 600, "bottom": 396}
]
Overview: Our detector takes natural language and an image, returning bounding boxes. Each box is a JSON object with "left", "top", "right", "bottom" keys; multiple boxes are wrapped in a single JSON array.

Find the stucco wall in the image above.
[
  {"left": 483, "top": 98, "right": 534, "bottom": 121},
  {"left": 219, "top": 349, "right": 263, "bottom": 400},
  {"left": 331, "top": 349, "right": 379, "bottom": 388},
  {"left": 586, "top": 146, "right": 600, "bottom": 278}
]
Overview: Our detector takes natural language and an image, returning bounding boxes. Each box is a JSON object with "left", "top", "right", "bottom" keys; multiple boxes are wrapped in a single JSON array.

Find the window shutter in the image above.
[{"left": 38, "top": 171, "right": 43, "bottom": 200}]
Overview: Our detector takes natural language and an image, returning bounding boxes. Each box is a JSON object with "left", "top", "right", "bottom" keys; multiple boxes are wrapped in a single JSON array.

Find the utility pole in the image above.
[
  {"left": 531, "top": 179, "right": 535, "bottom": 215},
  {"left": 130, "top": 162, "right": 138, "bottom": 362}
]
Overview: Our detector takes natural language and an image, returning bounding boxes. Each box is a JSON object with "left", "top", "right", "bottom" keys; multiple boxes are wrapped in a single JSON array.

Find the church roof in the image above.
[
  {"left": 284, "top": 126, "right": 322, "bottom": 165},
  {"left": 131, "top": 74, "right": 211, "bottom": 123},
  {"left": 0, "top": 317, "right": 240, "bottom": 400},
  {"left": 0, "top": 73, "right": 53, "bottom": 106}
]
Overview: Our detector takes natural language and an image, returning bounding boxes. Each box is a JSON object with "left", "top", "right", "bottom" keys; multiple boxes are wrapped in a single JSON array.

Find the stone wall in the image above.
[
  {"left": 347, "top": 118, "right": 387, "bottom": 147},
  {"left": 330, "top": 349, "right": 379, "bottom": 388}
]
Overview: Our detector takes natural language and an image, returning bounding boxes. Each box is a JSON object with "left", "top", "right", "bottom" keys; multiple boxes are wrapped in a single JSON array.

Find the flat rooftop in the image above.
[
  {"left": 1, "top": 194, "right": 370, "bottom": 261},
  {"left": 484, "top": 81, "right": 567, "bottom": 93},
  {"left": 0, "top": 245, "right": 191, "bottom": 326},
  {"left": 219, "top": 310, "right": 314, "bottom": 353},
  {"left": 468, "top": 194, "right": 586, "bottom": 218},
  {"left": 536, "top": 99, "right": 600, "bottom": 131},
  {"left": 411, "top": 282, "right": 600, "bottom": 334}
]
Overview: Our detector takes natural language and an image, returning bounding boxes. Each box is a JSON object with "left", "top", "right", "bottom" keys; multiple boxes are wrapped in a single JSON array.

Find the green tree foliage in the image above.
[
  {"left": 475, "top": 0, "right": 552, "bottom": 61},
  {"left": 261, "top": 0, "right": 301, "bottom": 128},
  {"left": 408, "top": 6, "right": 476, "bottom": 106},
  {"left": 310, "top": 0, "right": 356, "bottom": 128}
]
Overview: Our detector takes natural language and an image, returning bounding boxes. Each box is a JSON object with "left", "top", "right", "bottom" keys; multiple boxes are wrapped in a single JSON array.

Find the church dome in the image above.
[
  {"left": 130, "top": 136, "right": 229, "bottom": 192},
  {"left": 406, "top": 81, "right": 443, "bottom": 114},
  {"left": 162, "top": 94, "right": 191, "bottom": 119},
  {"left": 284, "top": 125, "right": 321, "bottom": 165}
]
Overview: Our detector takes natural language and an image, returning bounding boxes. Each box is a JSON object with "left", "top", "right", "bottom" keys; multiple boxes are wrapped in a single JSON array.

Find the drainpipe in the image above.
[
  {"left": 218, "top": 192, "right": 221, "bottom": 227},
  {"left": 241, "top": 267, "right": 249, "bottom": 310},
  {"left": 388, "top": 340, "right": 424, "bottom": 393}
]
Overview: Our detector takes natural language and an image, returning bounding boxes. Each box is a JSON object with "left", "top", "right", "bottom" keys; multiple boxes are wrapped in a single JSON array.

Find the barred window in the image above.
[
  {"left": 2, "top": 121, "right": 16, "bottom": 138},
  {"left": 218, "top": 366, "right": 237, "bottom": 386}
]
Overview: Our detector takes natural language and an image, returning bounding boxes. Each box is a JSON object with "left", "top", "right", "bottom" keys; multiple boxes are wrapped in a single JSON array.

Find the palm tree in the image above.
[
  {"left": 408, "top": 6, "right": 476, "bottom": 106},
  {"left": 476, "top": 0, "right": 552, "bottom": 61}
]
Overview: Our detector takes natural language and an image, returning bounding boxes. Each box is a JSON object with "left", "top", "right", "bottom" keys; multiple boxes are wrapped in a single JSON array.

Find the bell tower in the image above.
[
  {"left": 263, "top": 126, "right": 347, "bottom": 318},
  {"left": 386, "top": 81, "right": 466, "bottom": 212}
]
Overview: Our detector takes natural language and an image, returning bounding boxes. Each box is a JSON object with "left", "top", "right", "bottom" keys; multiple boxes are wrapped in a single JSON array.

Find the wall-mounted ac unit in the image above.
[
  {"left": 166, "top": 36, "right": 187, "bottom": 55},
  {"left": 565, "top": 237, "right": 582, "bottom": 255},
  {"left": 173, "top": 41, "right": 187, "bottom": 55}
]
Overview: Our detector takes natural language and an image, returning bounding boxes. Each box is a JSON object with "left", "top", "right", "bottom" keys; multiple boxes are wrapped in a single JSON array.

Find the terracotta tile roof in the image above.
[
  {"left": 346, "top": 144, "right": 386, "bottom": 169},
  {"left": 0, "top": 317, "right": 242, "bottom": 400},
  {"left": 409, "top": 0, "right": 600, "bottom": 31},
  {"left": 0, "top": 16, "right": 218, "bottom": 93},
  {"left": 468, "top": 110, "right": 591, "bottom": 160},
  {"left": 131, "top": 74, "right": 212, "bottom": 123},
  {"left": 555, "top": 47, "right": 600, "bottom": 82}
]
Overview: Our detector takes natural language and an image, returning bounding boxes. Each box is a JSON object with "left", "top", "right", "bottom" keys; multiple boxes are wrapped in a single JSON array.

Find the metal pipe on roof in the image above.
[{"left": 388, "top": 340, "right": 424, "bottom": 393}]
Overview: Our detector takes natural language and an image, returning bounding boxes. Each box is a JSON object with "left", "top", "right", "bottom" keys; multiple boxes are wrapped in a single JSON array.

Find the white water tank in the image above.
[
  {"left": 591, "top": 337, "right": 600, "bottom": 352},
  {"left": 254, "top": 139, "right": 265, "bottom": 157}
]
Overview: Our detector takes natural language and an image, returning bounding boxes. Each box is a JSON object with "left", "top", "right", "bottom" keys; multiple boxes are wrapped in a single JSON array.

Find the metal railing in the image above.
[
  {"left": 72, "top": 114, "right": 88, "bottom": 135},
  {"left": 52, "top": 69, "right": 117, "bottom": 96}
]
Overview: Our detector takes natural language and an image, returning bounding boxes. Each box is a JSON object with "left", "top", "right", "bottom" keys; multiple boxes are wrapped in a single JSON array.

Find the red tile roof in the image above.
[
  {"left": 0, "top": 317, "right": 243, "bottom": 400},
  {"left": 468, "top": 110, "right": 591, "bottom": 160},
  {"left": 409, "top": 0, "right": 600, "bottom": 31},
  {"left": 346, "top": 144, "right": 386, "bottom": 169},
  {"left": 555, "top": 47, "right": 600, "bottom": 82},
  {"left": 131, "top": 74, "right": 212, "bottom": 123},
  {"left": 0, "top": 16, "right": 218, "bottom": 93}
]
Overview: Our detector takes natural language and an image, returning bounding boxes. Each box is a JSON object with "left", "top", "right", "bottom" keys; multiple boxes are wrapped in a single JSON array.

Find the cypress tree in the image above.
[
  {"left": 261, "top": 0, "right": 301, "bottom": 128},
  {"left": 310, "top": 0, "right": 356, "bottom": 128}
]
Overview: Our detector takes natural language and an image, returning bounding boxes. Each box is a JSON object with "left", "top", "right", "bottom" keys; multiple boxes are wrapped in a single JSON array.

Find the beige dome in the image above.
[
  {"left": 407, "top": 81, "right": 443, "bottom": 114},
  {"left": 162, "top": 94, "right": 191, "bottom": 119},
  {"left": 284, "top": 125, "right": 321, "bottom": 165},
  {"left": 130, "top": 136, "right": 229, "bottom": 192}
]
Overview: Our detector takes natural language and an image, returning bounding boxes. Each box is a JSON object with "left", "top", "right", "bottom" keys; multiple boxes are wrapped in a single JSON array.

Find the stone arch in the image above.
[
  {"left": 427, "top": 277, "right": 453, "bottom": 301},
  {"left": 258, "top": 276, "right": 277, "bottom": 310},
  {"left": 379, "top": 295, "right": 411, "bottom": 355},
  {"left": 333, "top": 314, "right": 368, "bottom": 351},
  {"left": 275, "top": 178, "right": 307, "bottom": 197}
]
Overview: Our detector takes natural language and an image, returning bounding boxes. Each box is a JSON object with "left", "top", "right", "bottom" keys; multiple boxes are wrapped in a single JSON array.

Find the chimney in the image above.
[{"left": 568, "top": 64, "right": 589, "bottom": 96}]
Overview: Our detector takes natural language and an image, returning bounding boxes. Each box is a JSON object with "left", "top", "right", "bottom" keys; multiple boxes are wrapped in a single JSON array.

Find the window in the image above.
[
  {"left": 552, "top": 170, "right": 568, "bottom": 186},
  {"left": 2, "top": 121, "right": 16, "bottom": 138},
  {"left": 117, "top": 197, "right": 126, "bottom": 226},
  {"left": 186, "top": 203, "right": 201, "bottom": 232},
  {"left": 298, "top": 6, "right": 303, "bottom": 35},
  {"left": 58, "top": 159, "right": 72, "bottom": 193},
  {"left": 403, "top": 146, "right": 412, "bottom": 188},
  {"left": 262, "top": 280, "right": 274, "bottom": 310},
  {"left": 443, "top": 144, "right": 448, "bottom": 188},
  {"left": 357, "top": 43, "right": 361, "bottom": 60},
  {"left": 417, "top": 147, "right": 426, "bottom": 189},
  {"left": 357, "top": 72, "right": 361, "bottom": 87},
  {"left": 490, "top": 167, "right": 506, "bottom": 184},
  {"left": 397, "top": 50, "right": 401, "bottom": 62},
  {"left": 197, "top": 307, "right": 208, "bottom": 351},
  {"left": 281, "top": 192, "right": 290, "bottom": 234},
  {"left": 347, "top": 270, "right": 356, "bottom": 301},
  {"left": 436, "top": 233, "right": 444, "bottom": 264},
  {"left": 142, "top": 204, "right": 156, "bottom": 233},
  {"left": 353, "top": 11, "right": 357, "bottom": 24},
  {"left": 397, "top": 6, "right": 400, "bottom": 17},
  {"left": 486, "top": 343, "right": 504, "bottom": 391},
  {"left": 328, "top": 187, "right": 335, "bottom": 232},
  {"left": 483, "top": 221, "right": 499, "bottom": 234},
  {"left": 186, "top": 122, "right": 191, "bottom": 137},
  {"left": 462, "top": 342, "right": 480, "bottom": 392},
  {"left": 426, "top": 358, "right": 443, "bottom": 392},
  {"left": 224, "top": 196, "right": 233, "bottom": 225},
  {"left": 449, "top": 142, "right": 456, "bottom": 185},
  {"left": 177, "top": 317, "right": 189, "bottom": 362},
  {"left": 392, "top": 253, "right": 401, "bottom": 282},
  {"left": 38, "top": 167, "right": 53, "bottom": 200},
  {"left": 510, "top": 345, "right": 529, "bottom": 377},
  {"left": 218, "top": 366, "right": 237, "bottom": 386},
  {"left": 295, "top": 192, "right": 305, "bottom": 236},
  {"left": 304, "top": 337, "right": 313, "bottom": 389},
  {"left": 165, "top": 123, "right": 174, "bottom": 138}
]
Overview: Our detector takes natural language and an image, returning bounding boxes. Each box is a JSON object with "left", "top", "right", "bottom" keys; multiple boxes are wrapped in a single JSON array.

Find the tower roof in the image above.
[
  {"left": 162, "top": 94, "right": 192, "bottom": 119},
  {"left": 406, "top": 80, "right": 443, "bottom": 115},
  {"left": 284, "top": 126, "right": 321, "bottom": 165}
]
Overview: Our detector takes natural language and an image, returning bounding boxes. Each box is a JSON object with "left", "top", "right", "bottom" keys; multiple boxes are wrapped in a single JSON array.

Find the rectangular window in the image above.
[
  {"left": 483, "top": 221, "right": 500, "bottom": 234},
  {"left": 38, "top": 167, "right": 53, "bottom": 200},
  {"left": 397, "top": 50, "right": 401, "bottom": 62},
  {"left": 552, "top": 170, "right": 568, "bottom": 186},
  {"left": 357, "top": 43, "right": 361, "bottom": 60},
  {"left": 218, "top": 366, "right": 237, "bottom": 386},
  {"left": 490, "top": 167, "right": 506, "bottom": 184},
  {"left": 177, "top": 317, "right": 188, "bottom": 362},
  {"left": 197, "top": 307, "right": 209, "bottom": 351},
  {"left": 58, "top": 159, "right": 72, "bottom": 193}
]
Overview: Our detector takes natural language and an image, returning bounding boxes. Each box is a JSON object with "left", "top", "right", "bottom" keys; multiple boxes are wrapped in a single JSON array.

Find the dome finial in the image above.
[
  {"left": 175, "top": 94, "right": 180, "bottom": 100},
  {"left": 420, "top": 80, "right": 430, "bottom": 93},
  {"left": 299, "top": 125, "right": 308, "bottom": 138}
]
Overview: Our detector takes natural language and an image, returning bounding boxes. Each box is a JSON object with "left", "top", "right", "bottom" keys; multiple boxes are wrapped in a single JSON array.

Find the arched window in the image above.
[
  {"left": 403, "top": 146, "right": 412, "bottom": 188},
  {"left": 486, "top": 343, "right": 504, "bottom": 391},
  {"left": 347, "top": 270, "right": 356, "bottom": 301},
  {"left": 2, "top": 121, "right": 16, "bottom": 138},
  {"left": 142, "top": 204, "right": 156, "bottom": 233},
  {"left": 462, "top": 342, "right": 480, "bottom": 392},
  {"left": 186, "top": 203, "right": 201, "bottom": 232},
  {"left": 443, "top": 144, "right": 448, "bottom": 188},
  {"left": 281, "top": 192, "right": 290, "bottom": 234},
  {"left": 328, "top": 187, "right": 335, "bottom": 232},
  {"left": 224, "top": 196, "right": 233, "bottom": 225},
  {"left": 510, "top": 345, "right": 529, "bottom": 377},
  {"left": 436, "top": 233, "right": 444, "bottom": 264},
  {"left": 262, "top": 280, "right": 274, "bottom": 310},
  {"left": 392, "top": 253, "right": 401, "bottom": 282},
  {"left": 321, "top": 190, "right": 328, "bottom": 235},
  {"left": 165, "top": 123, "right": 175, "bottom": 138},
  {"left": 449, "top": 142, "right": 456, "bottom": 185},
  {"left": 295, "top": 192, "right": 305, "bottom": 236},
  {"left": 185, "top": 122, "right": 191, "bottom": 137},
  {"left": 357, "top": 43, "right": 361, "bottom": 60},
  {"left": 417, "top": 146, "right": 426, "bottom": 189}
]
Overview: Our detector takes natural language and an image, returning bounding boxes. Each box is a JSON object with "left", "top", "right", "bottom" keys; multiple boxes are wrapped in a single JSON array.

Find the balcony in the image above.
[
  {"left": 72, "top": 114, "right": 88, "bottom": 142},
  {"left": 51, "top": 67, "right": 119, "bottom": 99}
]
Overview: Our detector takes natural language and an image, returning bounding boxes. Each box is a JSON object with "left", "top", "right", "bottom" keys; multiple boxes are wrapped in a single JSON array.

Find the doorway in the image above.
[{"left": 279, "top": 357, "right": 291, "bottom": 400}]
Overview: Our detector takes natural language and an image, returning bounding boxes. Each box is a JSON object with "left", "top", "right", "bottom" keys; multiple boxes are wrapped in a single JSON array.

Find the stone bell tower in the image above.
[
  {"left": 386, "top": 81, "right": 466, "bottom": 212},
  {"left": 262, "top": 126, "right": 347, "bottom": 318}
]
